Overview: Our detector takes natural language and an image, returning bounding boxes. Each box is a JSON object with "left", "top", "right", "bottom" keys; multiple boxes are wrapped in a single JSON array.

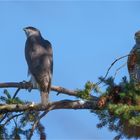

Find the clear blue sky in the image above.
[{"left": 0, "top": 1, "right": 140, "bottom": 139}]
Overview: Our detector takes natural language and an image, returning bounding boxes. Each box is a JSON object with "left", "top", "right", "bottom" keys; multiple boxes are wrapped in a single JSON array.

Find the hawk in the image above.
[
  {"left": 127, "top": 30, "right": 140, "bottom": 84},
  {"left": 23, "top": 26, "right": 53, "bottom": 105}
]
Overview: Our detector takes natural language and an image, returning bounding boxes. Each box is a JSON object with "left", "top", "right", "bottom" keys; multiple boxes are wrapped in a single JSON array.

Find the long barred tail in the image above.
[
  {"left": 40, "top": 91, "right": 49, "bottom": 105},
  {"left": 39, "top": 74, "right": 52, "bottom": 105}
]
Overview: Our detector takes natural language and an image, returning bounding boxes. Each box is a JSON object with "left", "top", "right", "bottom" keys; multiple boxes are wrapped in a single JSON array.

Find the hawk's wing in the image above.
[{"left": 25, "top": 37, "right": 53, "bottom": 92}]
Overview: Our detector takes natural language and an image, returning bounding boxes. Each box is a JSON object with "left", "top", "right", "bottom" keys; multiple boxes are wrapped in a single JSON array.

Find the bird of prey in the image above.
[
  {"left": 23, "top": 26, "right": 53, "bottom": 105},
  {"left": 127, "top": 30, "right": 140, "bottom": 84}
]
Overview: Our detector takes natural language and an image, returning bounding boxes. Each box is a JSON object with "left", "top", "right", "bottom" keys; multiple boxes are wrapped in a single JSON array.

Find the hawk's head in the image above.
[
  {"left": 23, "top": 26, "right": 40, "bottom": 37},
  {"left": 135, "top": 30, "right": 140, "bottom": 41}
]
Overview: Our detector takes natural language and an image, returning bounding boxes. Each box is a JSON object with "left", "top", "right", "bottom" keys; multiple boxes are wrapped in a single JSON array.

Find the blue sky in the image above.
[{"left": 0, "top": 1, "right": 140, "bottom": 139}]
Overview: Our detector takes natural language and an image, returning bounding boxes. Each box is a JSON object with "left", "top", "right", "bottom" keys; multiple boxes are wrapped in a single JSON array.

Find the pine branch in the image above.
[
  {"left": 2, "top": 113, "right": 24, "bottom": 126},
  {"left": 28, "top": 111, "right": 48, "bottom": 140}
]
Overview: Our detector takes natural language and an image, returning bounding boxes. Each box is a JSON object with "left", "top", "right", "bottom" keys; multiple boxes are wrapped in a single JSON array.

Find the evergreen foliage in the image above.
[
  {"left": 0, "top": 89, "right": 46, "bottom": 139},
  {"left": 91, "top": 76, "right": 140, "bottom": 139},
  {"left": 0, "top": 76, "right": 140, "bottom": 139}
]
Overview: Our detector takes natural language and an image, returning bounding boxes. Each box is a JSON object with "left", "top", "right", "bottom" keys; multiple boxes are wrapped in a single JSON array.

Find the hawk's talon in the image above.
[{"left": 19, "top": 81, "right": 33, "bottom": 92}]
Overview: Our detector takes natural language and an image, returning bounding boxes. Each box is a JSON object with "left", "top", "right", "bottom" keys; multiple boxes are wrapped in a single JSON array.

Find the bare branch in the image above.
[
  {"left": 0, "top": 82, "right": 98, "bottom": 114},
  {"left": 96, "top": 54, "right": 129, "bottom": 85},
  {"left": 0, "top": 100, "right": 98, "bottom": 113},
  {"left": 0, "top": 82, "right": 77, "bottom": 96},
  {"left": 113, "top": 62, "right": 127, "bottom": 79}
]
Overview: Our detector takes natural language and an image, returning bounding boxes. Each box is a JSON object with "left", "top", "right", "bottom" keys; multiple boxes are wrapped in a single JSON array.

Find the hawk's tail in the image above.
[
  {"left": 40, "top": 91, "right": 49, "bottom": 106},
  {"left": 40, "top": 77, "right": 52, "bottom": 106}
]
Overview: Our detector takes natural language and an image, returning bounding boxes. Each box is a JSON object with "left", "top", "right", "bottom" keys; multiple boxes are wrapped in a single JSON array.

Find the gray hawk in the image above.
[
  {"left": 127, "top": 30, "right": 140, "bottom": 84},
  {"left": 23, "top": 26, "right": 53, "bottom": 105}
]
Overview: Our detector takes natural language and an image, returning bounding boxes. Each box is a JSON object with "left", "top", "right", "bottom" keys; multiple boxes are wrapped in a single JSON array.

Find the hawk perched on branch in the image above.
[
  {"left": 127, "top": 31, "right": 140, "bottom": 84},
  {"left": 24, "top": 26, "right": 53, "bottom": 105}
]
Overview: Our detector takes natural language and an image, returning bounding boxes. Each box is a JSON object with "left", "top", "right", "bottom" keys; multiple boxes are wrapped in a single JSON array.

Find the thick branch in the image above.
[
  {"left": 0, "top": 82, "right": 98, "bottom": 113},
  {"left": 0, "top": 100, "right": 98, "bottom": 113},
  {"left": 0, "top": 82, "right": 98, "bottom": 100},
  {"left": 0, "top": 82, "right": 77, "bottom": 96}
]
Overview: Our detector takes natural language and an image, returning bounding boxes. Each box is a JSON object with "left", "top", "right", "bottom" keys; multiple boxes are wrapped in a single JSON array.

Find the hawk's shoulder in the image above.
[{"left": 43, "top": 39, "right": 52, "bottom": 53}]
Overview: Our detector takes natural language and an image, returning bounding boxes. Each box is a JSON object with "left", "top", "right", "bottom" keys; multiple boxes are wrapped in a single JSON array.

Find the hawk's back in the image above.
[{"left": 25, "top": 35, "right": 53, "bottom": 92}]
